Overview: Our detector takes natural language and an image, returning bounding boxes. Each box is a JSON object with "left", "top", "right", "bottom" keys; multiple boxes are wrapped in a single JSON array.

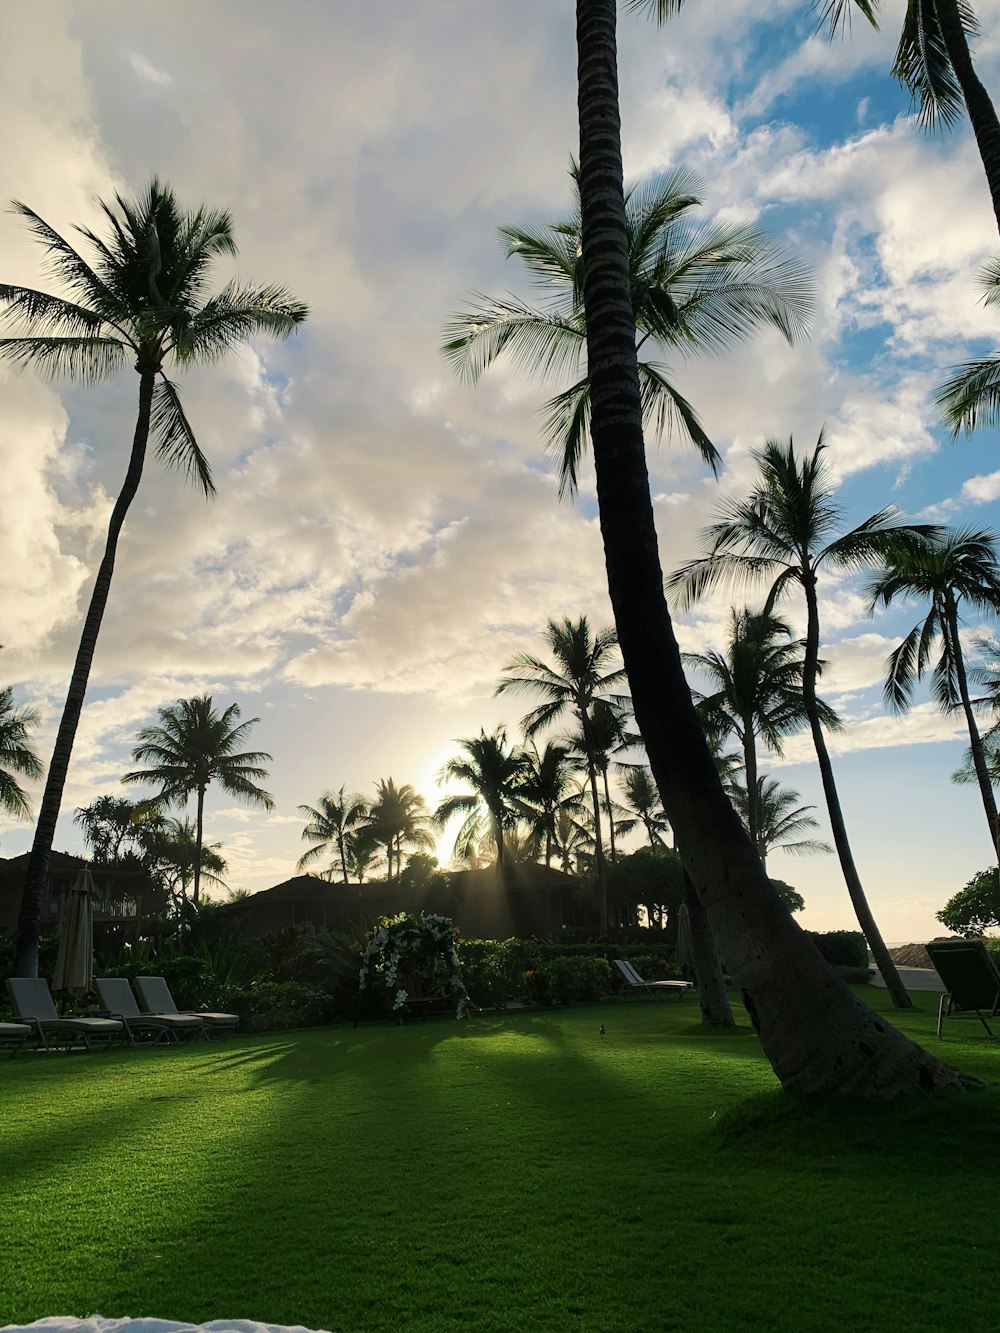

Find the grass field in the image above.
[{"left": 0, "top": 989, "right": 996, "bottom": 1333}]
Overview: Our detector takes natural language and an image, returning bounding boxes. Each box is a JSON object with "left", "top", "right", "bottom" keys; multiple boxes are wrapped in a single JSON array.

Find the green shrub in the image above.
[
  {"left": 522, "top": 968, "right": 553, "bottom": 1006},
  {"left": 241, "top": 980, "right": 338, "bottom": 1032},
  {"left": 808, "top": 931, "right": 867, "bottom": 969},
  {"left": 459, "top": 938, "right": 540, "bottom": 1007},
  {"left": 833, "top": 965, "right": 872, "bottom": 985},
  {"left": 545, "top": 955, "right": 612, "bottom": 1004}
]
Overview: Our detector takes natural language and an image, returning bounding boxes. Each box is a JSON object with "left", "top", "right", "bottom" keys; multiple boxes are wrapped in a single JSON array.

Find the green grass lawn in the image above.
[{"left": 0, "top": 989, "right": 997, "bottom": 1333}]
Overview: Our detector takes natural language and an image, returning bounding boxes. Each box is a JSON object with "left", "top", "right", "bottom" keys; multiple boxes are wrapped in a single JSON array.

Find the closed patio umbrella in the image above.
[
  {"left": 52, "top": 868, "right": 95, "bottom": 998},
  {"left": 674, "top": 900, "right": 693, "bottom": 979}
]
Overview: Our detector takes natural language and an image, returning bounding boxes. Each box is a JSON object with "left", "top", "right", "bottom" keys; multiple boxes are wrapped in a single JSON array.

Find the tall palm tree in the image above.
[
  {"left": 566, "top": 0, "right": 965, "bottom": 1089},
  {"left": 497, "top": 616, "right": 627, "bottom": 931},
  {"left": 367, "top": 778, "right": 435, "bottom": 883},
  {"left": 936, "top": 260, "right": 1000, "bottom": 436},
  {"left": 445, "top": 162, "right": 810, "bottom": 498},
  {"left": 434, "top": 729, "right": 528, "bottom": 879},
  {"left": 566, "top": 696, "right": 636, "bottom": 863},
  {"left": 730, "top": 776, "right": 833, "bottom": 870},
  {"left": 0, "top": 180, "right": 307, "bottom": 974},
  {"left": 514, "top": 740, "right": 584, "bottom": 868},
  {"left": 296, "top": 787, "right": 371, "bottom": 884},
  {"left": 614, "top": 765, "right": 670, "bottom": 848},
  {"left": 867, "top": 527, "right": 1000, "bottom": 859},
  {"left": 122, "top": 695, "right": 273, "bottom": 906},
  {"left": 345, "top": 824, "right": 383, "bottom": 885},
  {"left": 553, "top": 802, "right": 595, "bottom": 875},
  {"left": 684, "top": 608, "right": 836, "bottom": 859},
  {"left": 0, "top": 686, "right": 42, "bottom": 827},
  {"left": 670, "top": 434, "right": 930, "bottom": 1008}
]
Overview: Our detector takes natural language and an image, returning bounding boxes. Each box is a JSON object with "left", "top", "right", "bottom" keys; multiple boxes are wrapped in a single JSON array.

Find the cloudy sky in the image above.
[{"left": 1, "top": 0, "right": 999, "bottom": 941}]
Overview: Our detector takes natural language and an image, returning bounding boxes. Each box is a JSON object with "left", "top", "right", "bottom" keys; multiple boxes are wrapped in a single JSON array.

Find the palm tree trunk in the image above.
[
  {"left": 572, "top": 0, "right": 967, "bottom": 1092},
  {"left": 338, "top": 830, "right": 350, "bottom": 885},
  {"left": 741, "top": 723, "right": 762, "bottom": 856},
  {"left": 801, "top": 576, "right": 911, "bottom": 1008},
  {"left": 683, "top": 874, "right": 735, "bottom": 1029},
  {"left": 193, "top": 784, "right": 206, "bottom": 907},
  {"left": 14, "top": 368, "right": 156, "bottom": 976},
  {"left": 945, "top": 594, "right": 1000, "bottom": 861},
  {"left": 581, "top": 714, "right": 608, "bottom": 932},
  {"left": 602, "top": 768, "right": 617, "bottom": 863},
  {"left": 933, "top": 0, "right": 1000, "bottom": 236}
]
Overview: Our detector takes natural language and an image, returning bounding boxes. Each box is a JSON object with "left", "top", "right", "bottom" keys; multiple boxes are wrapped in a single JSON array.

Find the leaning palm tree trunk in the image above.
[
  {"left": 945, "top": 596, "right": 1000, "bottom": 859},
  {"left": 683, "top": 873, "right": 734, "bottom": 1030},
  {"left": 575, "top": 0, "right": 965, "bottom": 1093},
  {"left": 934, "top": 0, "right": 1000, "bottom": 235},
  {"left": 801, "top": 582, "right": 911, "bottom": 1009},
  {"left": 14, "top": 370, "right": 156, "bottom": 975}
]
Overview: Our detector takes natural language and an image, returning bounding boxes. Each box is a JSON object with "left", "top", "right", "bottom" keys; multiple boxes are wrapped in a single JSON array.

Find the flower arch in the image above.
[{"left": 359, "top": 911, "right": 470, "bottom": 1019}]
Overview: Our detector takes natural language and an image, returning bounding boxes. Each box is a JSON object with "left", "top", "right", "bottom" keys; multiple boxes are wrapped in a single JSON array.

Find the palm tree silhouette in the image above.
[
  {"left": 518, "top": 740, "right": 585, "bottom": 869},
  {"left": 297, "top": 787, "right": 371, "bottom": 884},
  {"left": 367, "top": 779, "right": 435, "bottom": 883},
  {"left": 0, "top": 180, "right": 306, "bottom": 973},
  {"left": 0, "top": 686, "right": 42, "bottom": 827},
  {"left": 435, "top": 729, "right": 528, "bottom": 880},
  {"left": 497, "top": 616, "right": 626, "bottom": 931},
  {"left": 122, "top": 695, "right": 273, "bottom": 906},
  {"left": 445, "top": 162, "right": 810, "bottom": 497},
  {"left": 614, "top": 765, "right": 671, "bottom": 849},
  {"left": 867, "top": 526, "right": 1000, "bottom": 860},
  {"left": 730, "top": 776, "right": 832, "bottom": 871},
  {"left": 671, "top": 433, "right": 932, "bottom": 1009}
]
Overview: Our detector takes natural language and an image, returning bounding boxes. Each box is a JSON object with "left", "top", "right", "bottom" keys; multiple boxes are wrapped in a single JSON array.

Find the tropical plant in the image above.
[
  {"left": 444, "top": 160, "right": 810, "bottom": 498},
  {"left": 568, "top": 0, "right": 968, "bottom": 1089},
  {"left": 517, "top": 740, "right": 586, "bottom": 868},
  {"left": 937, "top": 865, "right": 1000, "bottom": 935},
  {"left": 297, "top": 787, "right": 371, "bottom": 883},
  {"left": 867, "top": 527, "right": 1000, "bottom": 859},
  {"left": 140, "top": 815, "right": 229, "bottom": 909},
  {"left": 729, "top": 776, "right": 833, "bottom": 869},
  {"left": 73, "top": 794, "right": 149, "bottom": 863},
  {"left": 434, "top": 728, "right": 528, "bottom": 879},
  {"left": 497, "top": 616, "right": 626, "bottom": 931},
  {"left": 566, "top": 697, "right": 637, "bottom": 863},
  {"left": 614, "top": 765, "right": 671, "bottom": 848},
  {"left": 684, "top": 608, "right": 834, "bottom": 858},
  {"left": 122, "top": 695, "right": 273, "bottom": 906},
  {"left": 345, "top": 823, "right": 383, "bottom": 884},
  {"left": 552, "top": 802, "right": 595, "bottom": 875},
  {"left": 0, "top": 686, "right": 42, "bottom": 826},
  {"left": 1, "top": 179, "right": 306, "bottom": 974},
  {"left": 670, "top": 433, "right": 929, "bottom": 1008},
  {"left": 367, "top": 779, "right": 435, "bottom": 883},
  {"left": 936, "top": 263, "right": 1000, "bottom": 435}
]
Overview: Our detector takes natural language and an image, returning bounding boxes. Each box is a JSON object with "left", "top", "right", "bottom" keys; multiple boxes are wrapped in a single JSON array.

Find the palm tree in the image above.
[
  {"left": 434, "top": 729, "right": 528, "bottom": 879},
  {"left": 566, "top": 697, "right": 636, "bottom": 863},
  {"left": 367, "top": 779, "right": 435, "bottom": 883},
  {"left": 684, "top": 608, "right": 836, "bottom": 859},
  {"left": 297, "top": 787, "right": 371, "bottom": 884},
  {"left": 936, "top": 260, "right": 1000, "bottom": 436},
  {"left": 0, "top": 686, "right": 42, "bottom": 827},
  {"left": 140, "top": 815, "right": 228, "bottom": 911},
  {"left": 670, "top": 434, "right": 930, "bottom": 1008},
  {"left": 566, "top": 0, "right": 967, "bottom": 1089},
  {"left": 614, "top": 765, "right": 670, "bottom": 848},
  {"left": 517, "top": 740, "right": 585, "bottom": 868},
  {"left": 730, "top": 776, "right": 833, "bottom": 870},
  {"left": 497, "top": 616, "right": 627, "bottom": 931},
  {"left": 867, "top": 527, "right": 1000, "bottom": 859},
  {"left": 122, "top": 695, "right": 274, "bottom": 906},
  {"left": 1, "top": 180, "right": 306, "bottom": 975},
  {"left": 345, "top": 823, "right": 383, "bottom": 885},
  {"left": 445, "top": 163, "right": 810, "bottom": 498},
  {"left": 553, "top": 802, "right": 595, "bottom": 875}
]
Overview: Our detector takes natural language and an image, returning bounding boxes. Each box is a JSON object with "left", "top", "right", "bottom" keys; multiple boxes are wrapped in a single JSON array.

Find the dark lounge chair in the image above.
[
  {"left": 925, "top": 938, "right": 1000, "bottom": 1039},
  {"left": 134, "top": 975, "right": 239, "bottom": 1036},
  {"left": 94, "top": 978, "right": 203, "bottom": 1045},
  {"left": 6, "top": 978, "right": 122, "bottom": 1052}
]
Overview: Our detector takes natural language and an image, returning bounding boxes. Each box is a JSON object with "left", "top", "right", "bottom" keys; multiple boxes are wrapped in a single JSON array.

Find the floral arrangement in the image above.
[{"left": 359, "top": 911, "right": 470, "bottom": 1019}]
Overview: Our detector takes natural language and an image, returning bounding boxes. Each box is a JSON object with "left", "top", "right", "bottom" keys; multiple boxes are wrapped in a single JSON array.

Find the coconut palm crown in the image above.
[
  {"left": 0, "top": 686, "right": 43, "bottom": 824},
  {"left": 443, "top": 163, "right": 811, "bottom": 497}
]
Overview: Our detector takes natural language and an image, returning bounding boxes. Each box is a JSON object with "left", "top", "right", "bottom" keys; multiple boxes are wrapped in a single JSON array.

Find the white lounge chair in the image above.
[
  {"left": 0, "top": 1021, "right": 32, "bottom": 1057},
  {"left": 94, "top": 978, "right": 203, "bottom": 1045},
  {"left": 135, "top": 975, "right": 239, "bottom": 1036},
  {"left": 613, "top": 958, "right": 692, "bottom": 1001},
  {"left": 6, "top": 977, "right": 122, "bottom": 1051}
]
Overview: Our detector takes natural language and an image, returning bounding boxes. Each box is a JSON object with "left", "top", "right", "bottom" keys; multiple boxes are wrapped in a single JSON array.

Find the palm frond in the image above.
[
  {"left": 637, "top": 361, "right": 720, "bottom": 474},
  {"left": 175, "top": 281, "right": 308, "bottom": 363},
  {"left": 541, "top": 376, "right": 591, "bottom": 500},
  {"left": 813, "top": 0, "right": 880, "bottom": 36},
  {"left": 150, "top": 374, "right": 215, "bottom": 496},
  {"left": 441, "top": 295, "right": 583, "bottom": 385},
  {"left": 936, "top": 354, "right": 1000, "bottom": 436},
  {"left": 892, "top": 0, "right": 977, "bottom": 131},
  {"left": 0, "top": 335, "right": 127, "bottom": 384}
]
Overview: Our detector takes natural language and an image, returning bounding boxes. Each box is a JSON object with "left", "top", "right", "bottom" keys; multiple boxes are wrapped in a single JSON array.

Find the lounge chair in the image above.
[
  {"left": 613, "top": 958, "right": 693, "bottom": 1001},
  {"left": 134, "top": 975, "right": 239, "bottom": 1036},
  {"left": 94, "top": 978, "right": 204, "bottom": 1045},
  {"left": 925, "top": 938, "right": 1000, "bottom": 1039},
  {"left": 6, "top": 978, "right": 122, "bottom": 1052},
  {"left": 0, "top": 1021, "right": 32, "bottom": 1057}
]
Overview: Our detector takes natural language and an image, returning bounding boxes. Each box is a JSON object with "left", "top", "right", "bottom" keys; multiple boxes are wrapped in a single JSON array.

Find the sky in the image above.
[{"left": 1, "top": 0, "right": 999, "bottom": 942}]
